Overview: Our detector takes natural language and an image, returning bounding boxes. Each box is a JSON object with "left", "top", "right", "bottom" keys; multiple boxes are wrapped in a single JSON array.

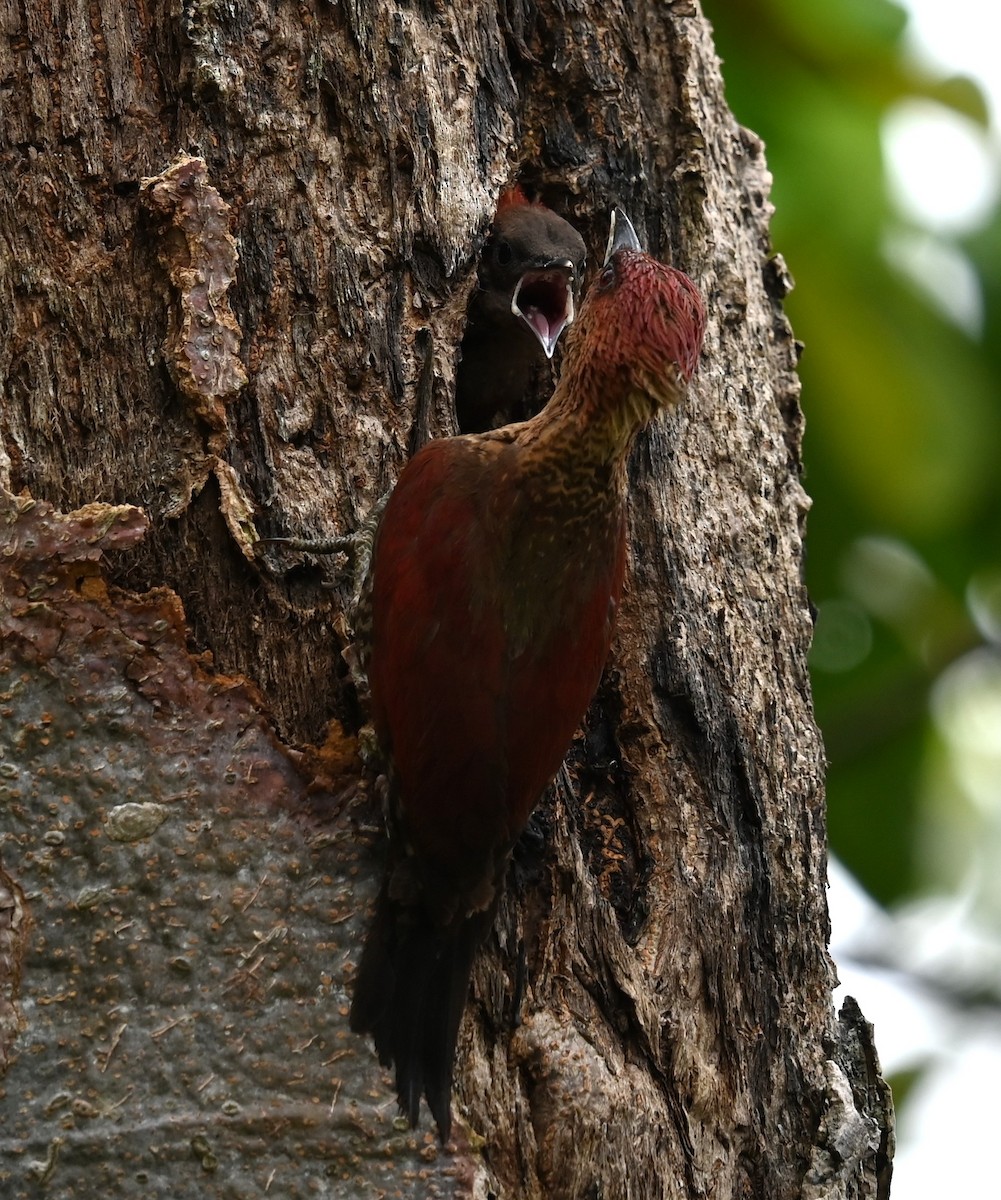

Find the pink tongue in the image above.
[{"left": 523, "top": 307, "right": 551, "bottom": 341}]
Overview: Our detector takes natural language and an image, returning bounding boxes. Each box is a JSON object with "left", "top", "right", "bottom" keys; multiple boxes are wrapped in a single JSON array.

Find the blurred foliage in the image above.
[{"left": 701, "top": 0, "right": 1001, "bottom": 906}]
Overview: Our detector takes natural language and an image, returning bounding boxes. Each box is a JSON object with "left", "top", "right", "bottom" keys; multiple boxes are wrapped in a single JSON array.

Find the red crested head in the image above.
[
  {"left": 563, "top": 209, "right": 706, "bottom": 414},
  {"left": 496, "top": 184, "right": 535, "bottom": 211}
]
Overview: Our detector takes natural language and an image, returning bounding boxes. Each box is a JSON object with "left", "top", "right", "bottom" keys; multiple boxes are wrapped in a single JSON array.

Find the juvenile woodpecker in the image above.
[{"left": 456, "top": 186, "right": 587, "bottom": 432}]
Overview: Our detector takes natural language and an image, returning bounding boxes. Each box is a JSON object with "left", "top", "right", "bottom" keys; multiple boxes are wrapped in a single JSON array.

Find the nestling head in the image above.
[
  {"left": 481, "top": 187, "right": 587, "bottom": 358},
  {"left": 567, "top": 209, "right": 706, "bottom": 409}
]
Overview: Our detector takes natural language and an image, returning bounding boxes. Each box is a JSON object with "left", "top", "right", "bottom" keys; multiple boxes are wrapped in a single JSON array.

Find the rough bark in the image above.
[{"left": 0, "top": 2, "right": 892, "bottom": 1198}]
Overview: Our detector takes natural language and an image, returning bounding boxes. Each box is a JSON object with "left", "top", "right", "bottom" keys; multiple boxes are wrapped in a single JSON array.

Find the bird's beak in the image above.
[
  {"left": 510, "top": 258, "right": 577, "bottom": 359},
  {"left": 604, "top": 208, "right": 642, "bottom": 264}
]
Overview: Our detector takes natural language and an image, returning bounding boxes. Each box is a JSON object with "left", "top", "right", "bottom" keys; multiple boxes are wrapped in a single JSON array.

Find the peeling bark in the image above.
[
  {"left": 141, "top": 155, "right": 249, "bottom": 434},
  {"left": 0, "top": 2, "right": 891, "bottom": 1198}
]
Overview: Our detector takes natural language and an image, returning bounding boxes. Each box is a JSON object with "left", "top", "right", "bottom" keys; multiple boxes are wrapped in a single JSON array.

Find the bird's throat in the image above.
[{"left": 528, "top": 368, "right": 659, "bottom": 470}]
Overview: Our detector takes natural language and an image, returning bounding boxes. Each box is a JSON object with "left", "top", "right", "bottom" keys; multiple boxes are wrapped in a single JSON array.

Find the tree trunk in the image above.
[{"left": 0, "top": 2, "right": 892, "bottom": 1198}]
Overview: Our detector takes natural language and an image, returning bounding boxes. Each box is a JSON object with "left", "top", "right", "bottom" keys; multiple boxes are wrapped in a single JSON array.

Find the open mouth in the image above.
[{"left": 511, "top": 262, "right": 576, "bottom": 359}]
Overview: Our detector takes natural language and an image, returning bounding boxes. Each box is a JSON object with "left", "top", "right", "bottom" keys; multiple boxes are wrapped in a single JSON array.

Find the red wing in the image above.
[{"left": 369, "top": 443, "right": 512, "bottom": 884}]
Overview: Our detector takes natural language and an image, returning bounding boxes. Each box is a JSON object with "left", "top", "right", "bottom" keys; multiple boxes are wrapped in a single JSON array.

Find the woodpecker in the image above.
[
  {"left": 455, "top": 186, "right": 587, "bottom": 433},
  {"left": 350, "top": 209, "right": 706, "bottom": 1139}
]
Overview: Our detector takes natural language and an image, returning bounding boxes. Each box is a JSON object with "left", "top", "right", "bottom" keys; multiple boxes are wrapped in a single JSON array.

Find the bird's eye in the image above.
[
  {"left": 495, "top": 240, "right": 513, "bottom": 266},
  {"left": 597, "top": 264, "right": 615, "bottom": 291}
]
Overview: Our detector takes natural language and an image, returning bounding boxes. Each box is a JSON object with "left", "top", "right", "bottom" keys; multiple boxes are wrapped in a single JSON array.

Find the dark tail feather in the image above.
[
  {"left": 350, "top": 888, "right": 492, "bottom": 1140},
  {"left": 420, "top": 912, "right": 488, "bottom": 1137}
]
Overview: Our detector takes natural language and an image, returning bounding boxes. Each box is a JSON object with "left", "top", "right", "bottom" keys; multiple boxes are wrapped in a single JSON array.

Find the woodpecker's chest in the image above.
[{"left": 485, "top": 455, "right": 627, "bottom": 655}]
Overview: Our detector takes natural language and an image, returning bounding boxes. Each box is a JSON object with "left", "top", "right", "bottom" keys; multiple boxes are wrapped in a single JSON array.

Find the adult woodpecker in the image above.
[
  {"left": 455, "top": 186, "right": 587, "bottom": 432},
  {"left": 350, "top": 209, "right": 706, "bottom": 1139}
]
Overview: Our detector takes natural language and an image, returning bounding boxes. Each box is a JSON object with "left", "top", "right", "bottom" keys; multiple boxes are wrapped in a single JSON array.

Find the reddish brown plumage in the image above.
[
  {"left": 370, "top": 440, "right": 626, "bottom": 895},
  {"left": 350, "top": 210, "right": 706, "bottom": 1138}
]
